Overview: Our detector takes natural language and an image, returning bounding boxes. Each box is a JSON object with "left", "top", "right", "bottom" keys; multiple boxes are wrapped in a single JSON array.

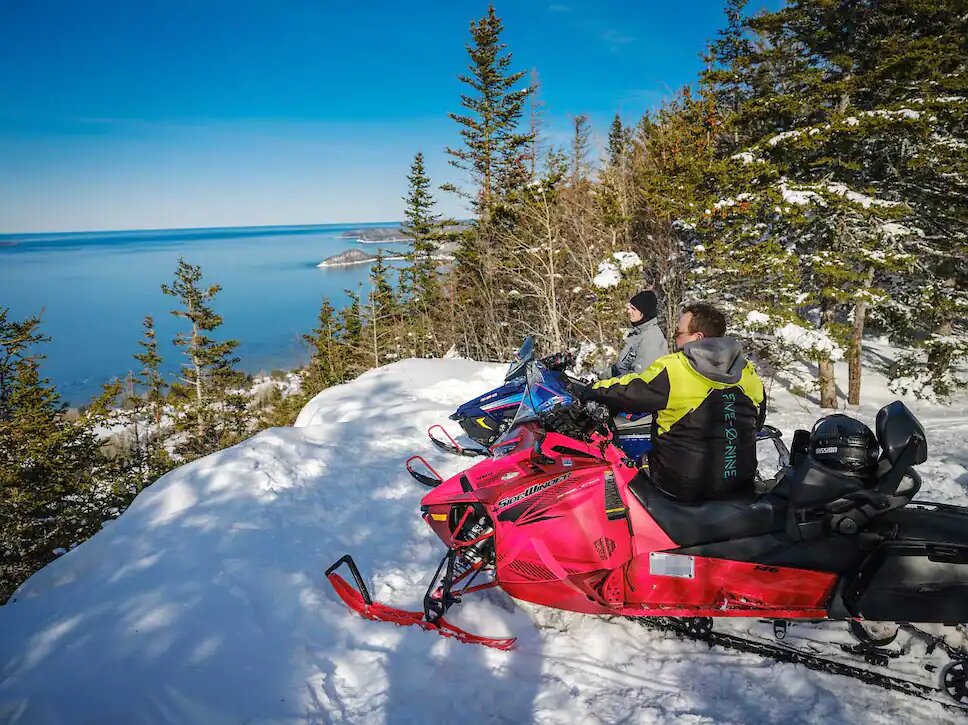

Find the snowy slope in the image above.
[{"left": 2, "top": 353, "right": 968, "bottom": 724}]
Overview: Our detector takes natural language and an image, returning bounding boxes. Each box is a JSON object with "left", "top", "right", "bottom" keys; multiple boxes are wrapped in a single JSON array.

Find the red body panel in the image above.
[{"left": 420, "top": 423, "right": 838, "bottom": 619}]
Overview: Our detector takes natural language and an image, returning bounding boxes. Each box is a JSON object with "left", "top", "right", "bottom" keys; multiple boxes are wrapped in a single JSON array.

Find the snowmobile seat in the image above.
[
  {"left": 627, "top": 475, "right": 785, "bottom": 548},
  {"left": 782, "top": 402, "right": 927, "bottom": 540}
]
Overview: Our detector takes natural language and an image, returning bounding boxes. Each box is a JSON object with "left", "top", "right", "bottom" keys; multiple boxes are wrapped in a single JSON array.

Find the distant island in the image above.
[
  {"left": 340, "top": 222, "right": 471, "bottom": 244},
  {"left": 340, "top": 227, "right": 409, "bottom": 243},
  {"left": 317, "top": 249, "right": 406, "bottom": 268}
]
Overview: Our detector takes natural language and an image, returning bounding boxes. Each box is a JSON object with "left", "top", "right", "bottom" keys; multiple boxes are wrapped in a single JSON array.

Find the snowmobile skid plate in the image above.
[
  {"left": 428, "top": 424, "right": 490, "bottom": 458},
  {"left": 325, "top": 555, "right": 516, "bottom": 651}
]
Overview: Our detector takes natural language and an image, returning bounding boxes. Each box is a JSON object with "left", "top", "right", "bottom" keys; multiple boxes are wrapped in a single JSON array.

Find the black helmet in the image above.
[{"left": 809, "top": 414, "right": 879, "bottom": 477}]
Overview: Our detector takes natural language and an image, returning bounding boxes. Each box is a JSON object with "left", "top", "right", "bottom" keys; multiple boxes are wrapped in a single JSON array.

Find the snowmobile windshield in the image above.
[
  {"left": 505, "top": 336, "right": 536, "bottom": 381},
  {"left": 492, "top": 360, "right": 576, "bottom": 448}
]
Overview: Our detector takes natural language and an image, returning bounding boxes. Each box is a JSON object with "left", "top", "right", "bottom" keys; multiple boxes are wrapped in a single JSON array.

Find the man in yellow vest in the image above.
[{"left": 580, "top": 302, "right": 766, "bottom": 502}]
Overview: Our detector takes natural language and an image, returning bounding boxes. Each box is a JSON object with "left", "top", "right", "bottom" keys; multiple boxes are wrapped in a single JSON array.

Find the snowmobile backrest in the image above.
[
  {"left": 875, "top": 401, "right": 927, "bottom": 467},
  {"left": 784, "top": 458, "right": 865, "bottom": 509}
]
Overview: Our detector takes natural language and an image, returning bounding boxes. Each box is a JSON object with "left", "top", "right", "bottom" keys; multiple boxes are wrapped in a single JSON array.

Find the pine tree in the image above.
[
  {"left": 444, "top": 5, "right": 534, "bottom": 214},
  {"left": 133, "top": 315, "right": 165, "bottom": 427},
  {"left": 339, "top": 289, "right": 367, "bottom": 379},
  {"left": 693, "top": 0, "right": 967, "bottom": 406},
  {"left": 606, "top": 114, "right": 629, "bottom": 168},
  {"left": 302, "top": 299, "right": 345, "bottom": 395},
  {"left": 366, "top": 253, "right": 401, "bottom": 366},
  {"left": 402, "top": 152, "right": 442, "bottom": 303},
  {"left": 631, "top": 88, "right": 721, "bottom": 335},
  {"left": 0, "top": 309, "right": 48, "bottom": 422},
  {"left": 401, "top": 152, "right": 445, "bottom": 356},
  {"left": 569, "top": 114, "right": 592, "bottom": 188},
  {"left": 701, "top": 0, "right": 752, "bottom": 149},
  {"left": 161, "top": 258, "right": 246, "bottom": 454},
  {"left": 0, "top": 312, "right": 105, "bottom": 601},
  {"left": 527, "top": 68, "right": 545, "bottom": 181}
]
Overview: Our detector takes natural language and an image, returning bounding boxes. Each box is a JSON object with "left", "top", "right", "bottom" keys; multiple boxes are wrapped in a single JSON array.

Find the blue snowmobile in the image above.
[{"left": 425, "top": 337, "right": 788, "bottom": 482}]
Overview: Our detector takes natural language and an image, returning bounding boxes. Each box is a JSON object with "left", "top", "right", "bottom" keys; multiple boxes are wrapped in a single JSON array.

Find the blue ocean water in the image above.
[{"left": 0, "top": 223, "right": 408, "bottom": 404}]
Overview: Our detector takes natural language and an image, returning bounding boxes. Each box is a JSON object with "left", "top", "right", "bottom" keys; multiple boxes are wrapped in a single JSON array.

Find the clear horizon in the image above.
[
  {"left": 0, "top": 1, "right": 780, "bottom": 235},
  {"left": 0, "top": 219, "right": 409, "bottom": 238}
]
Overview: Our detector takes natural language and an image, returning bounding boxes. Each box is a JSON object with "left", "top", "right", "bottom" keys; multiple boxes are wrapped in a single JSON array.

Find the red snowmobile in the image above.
[{"left": 327, "top": 356, "right": 968, "bottom": 706}]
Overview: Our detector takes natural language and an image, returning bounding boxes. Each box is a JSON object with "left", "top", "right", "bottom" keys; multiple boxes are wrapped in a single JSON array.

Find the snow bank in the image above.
[{"left": 2, "top": 354, "right": 966, "bottom": 723}]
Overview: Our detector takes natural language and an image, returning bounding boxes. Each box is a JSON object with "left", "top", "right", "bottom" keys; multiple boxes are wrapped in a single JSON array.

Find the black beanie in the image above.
[{"left": 629, "top": 290, "right": 658, "bottom": 321}]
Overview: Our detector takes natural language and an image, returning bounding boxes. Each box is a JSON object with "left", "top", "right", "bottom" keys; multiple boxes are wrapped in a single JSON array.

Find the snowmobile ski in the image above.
[
  {"left": 428, "top": 424, "right": 490, "bottom": 458},
  {"left": 405, "top": 455, "right": 444, "bottom": 488},
  {"left": 326, "top": 555, "right": 516, "bottom": 651}
]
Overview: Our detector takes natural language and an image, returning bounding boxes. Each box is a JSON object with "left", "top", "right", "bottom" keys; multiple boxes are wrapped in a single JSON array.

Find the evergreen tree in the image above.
[
  {"left": 401, "top": 152, "right": 445, "bottom": 356},
  {"left": 527, "top": 68, "right": 545, "bottom": 181},
  {"left": 133, "top": 315, "right": 165, "bottom": 427},
  {"left": 693, "top": 0, "right": 967, "bottom": 405},
  {"left": 339, "top": 289, "right": 367, "bottom": 379},
  {"left": 302, "top": 298, "right": 346, "bottom": 396},
  {"left": 443, "top": 5, "right": 534, "bottom": 214},
  {"left": 161, "top": 258, "right": 247, "bottom": 454},
  {"left": 0, "top": 309, "right": 48, "bottom": 422},
  {"left": 0, "top": 312, "right": 105, "bottom": 601},
  {"left": 402, "top": 152, "right": 442, "bottom": 304},
  {"left": 366, "top": 253, "right": 401, "bottom": 366},
  {"left": 569, "top": 114, "right": 593, "bottom": 188},
  {"left": 606, "top": 113, "right": 630, "bottom": 168}
]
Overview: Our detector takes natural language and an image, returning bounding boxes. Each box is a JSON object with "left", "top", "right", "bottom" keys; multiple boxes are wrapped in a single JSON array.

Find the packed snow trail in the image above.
[{"left": 2, "top": 353, "right": 967, "bottom": 723}]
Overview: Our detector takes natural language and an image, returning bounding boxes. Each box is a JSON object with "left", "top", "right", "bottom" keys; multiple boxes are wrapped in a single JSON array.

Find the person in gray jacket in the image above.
[{"left": 599, "top": 290, "right": 668, "bottom": 379}]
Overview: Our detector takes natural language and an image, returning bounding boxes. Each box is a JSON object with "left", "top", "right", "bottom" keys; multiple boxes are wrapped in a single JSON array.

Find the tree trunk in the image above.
[
  {"left": 191, "top": 316, "right": 204, "bottom": 440},
  {"left": 847, "top": 269, "right": 874, "bottom": 405},
  {"left": 819, "top": 297, "right": 838, "bottom": 408}
]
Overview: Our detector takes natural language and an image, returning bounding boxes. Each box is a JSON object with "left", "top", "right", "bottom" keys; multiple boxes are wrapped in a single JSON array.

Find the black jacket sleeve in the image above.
[
  {"left": 756, "top": 390, "right": 767, "bottom": 430},
  {"left": 582, "top": 366, "right": 671, "bottom": 415}
]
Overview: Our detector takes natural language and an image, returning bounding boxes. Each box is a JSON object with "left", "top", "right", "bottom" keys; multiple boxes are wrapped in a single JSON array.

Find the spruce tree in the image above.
[
  {"left": 693, "top": 0, "right": 967, "bottom": 405},
  {"left": 402, "top": 153, "right": 442, "bottom": 303},
  {"left": 444, "top": 5, "right": 534, "bottom": 214},
  {"left": 133, "top": 315, "right": 165, "bottom": 427},
  {"left": 569, "top": 114, "right": 592, "bottom": 188},
  {"left": 339, "top": 289, "right": 366, "bottom": 379},
  {"left": 302, "top": 298, "right": 346, "bottom": 395},
  {"left": 161, "top": 258, "right": 246, "bottom": 454},
  {"left": 0, "top": 312, "right": 105, "bottom": 601},
  {"left": 401, "top": 152, "right": 444, "bottom": 356}
]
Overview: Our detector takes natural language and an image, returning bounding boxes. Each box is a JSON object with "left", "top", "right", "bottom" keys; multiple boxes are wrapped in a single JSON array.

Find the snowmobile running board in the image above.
[
  {"left": 633, "top": 617, "right": 968, "bottom": 711},
  {"left": 325, "top": 555, "right": 516, "bottom": 651},
  {"left": 405, "top": 455, "right": 443, "bottom": 488},
  {"left": 428, "top": 424, "right": 490, "bottom": 458}
]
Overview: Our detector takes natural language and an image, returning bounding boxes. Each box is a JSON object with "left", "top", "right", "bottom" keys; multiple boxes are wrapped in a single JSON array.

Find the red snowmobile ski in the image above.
[{"left": 328, "top": 357, "right": 968, "bottom": 706}]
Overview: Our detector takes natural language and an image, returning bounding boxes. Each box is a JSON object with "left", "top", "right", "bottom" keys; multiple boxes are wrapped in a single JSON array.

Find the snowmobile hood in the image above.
[{"left": 681, "top": 337, "right": 747, "bottom": 384}]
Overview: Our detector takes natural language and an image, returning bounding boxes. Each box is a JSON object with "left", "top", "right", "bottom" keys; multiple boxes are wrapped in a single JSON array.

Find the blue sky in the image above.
[{"left": 0, "top": 1, "right": 777, "bottom": 233}]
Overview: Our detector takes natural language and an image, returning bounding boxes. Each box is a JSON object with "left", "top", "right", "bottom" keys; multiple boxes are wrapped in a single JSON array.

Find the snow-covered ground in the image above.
[{"left": 2, "top": 349, "right": 967, "bottom": 724}]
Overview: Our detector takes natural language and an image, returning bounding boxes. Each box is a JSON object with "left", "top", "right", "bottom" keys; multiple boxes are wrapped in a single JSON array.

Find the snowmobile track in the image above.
[{"left": 631, "top": 617, "right": 968, "bottom": 711}]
